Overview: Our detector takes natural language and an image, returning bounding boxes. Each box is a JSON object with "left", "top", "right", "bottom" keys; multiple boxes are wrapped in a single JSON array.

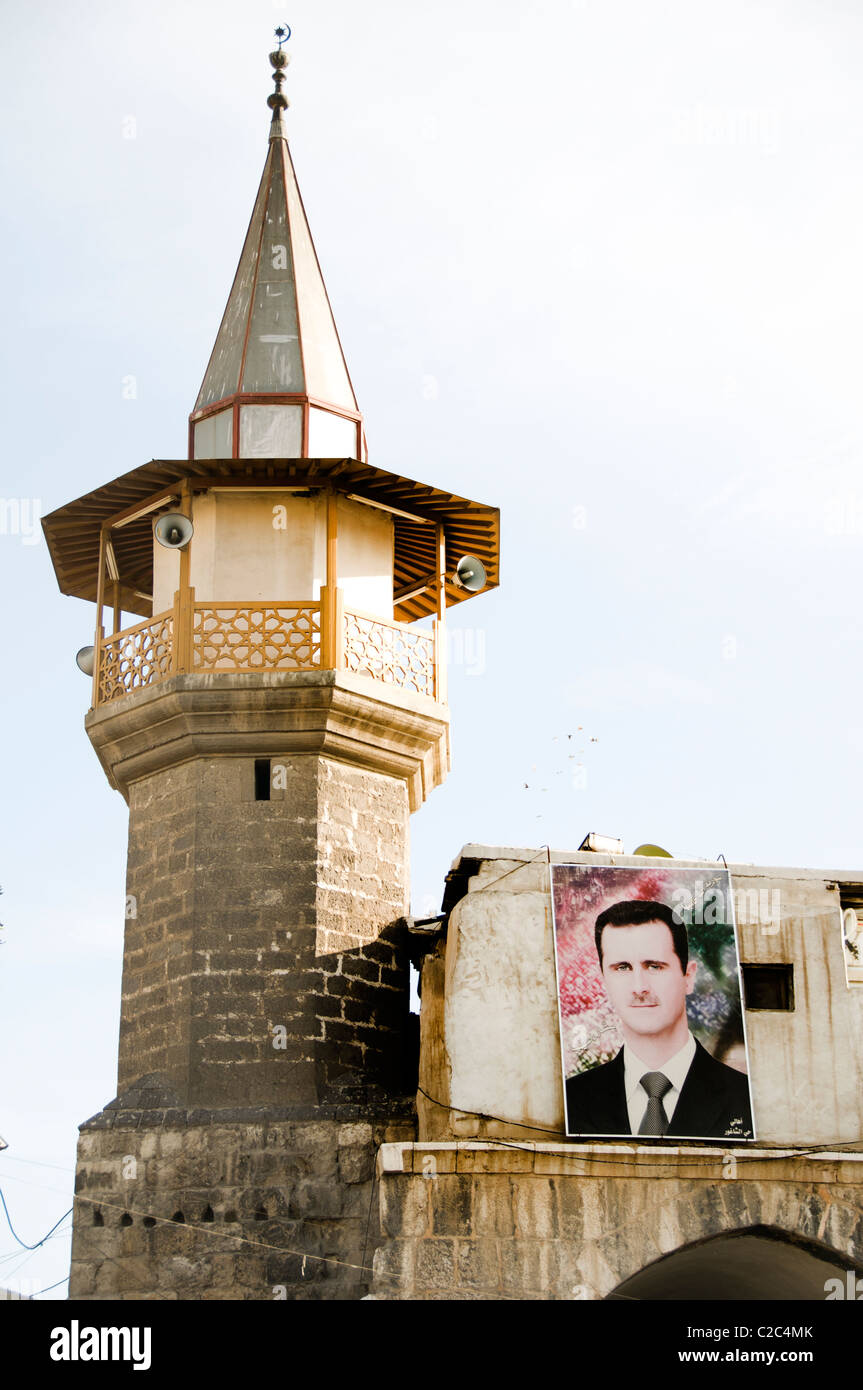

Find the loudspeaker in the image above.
[
  {"left": 154, "top": 513, "right": 194, "bottom": 549},
  {"left": 452, "top": 555, "right": 486, "bottom": 592}
]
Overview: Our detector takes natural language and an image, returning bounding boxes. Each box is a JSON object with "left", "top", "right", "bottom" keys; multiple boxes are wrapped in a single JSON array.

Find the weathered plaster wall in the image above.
[
  {"left": 152, "top": 490, "right": 393, "bottom": 617},
  {"left": 444, "top": 881, "right": 559, "bottom": 1134}
]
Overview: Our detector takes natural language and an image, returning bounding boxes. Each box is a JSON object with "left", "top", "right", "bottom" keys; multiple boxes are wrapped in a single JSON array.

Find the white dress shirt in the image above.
[{"left": 623, "top": 1032, "right": 697, "bottom": 1134}]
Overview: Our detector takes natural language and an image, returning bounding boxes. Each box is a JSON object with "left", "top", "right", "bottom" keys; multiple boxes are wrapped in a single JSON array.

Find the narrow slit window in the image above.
[{"left": 255, "top": 758, "right": 271, "bottom": 801}]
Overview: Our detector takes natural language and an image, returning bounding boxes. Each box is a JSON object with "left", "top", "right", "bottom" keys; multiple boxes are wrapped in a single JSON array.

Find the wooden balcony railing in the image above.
[
  {"left": 93, "top": 588, "right": 443, "bottom": 706},
  {"left": 193, "top": 601, "right": 322, "bottom": 673},
  {"left": 97, "top": 611, "right": 175, "bottom": 704},
  {"left": 343, "top": 606, "right": 435, "bottom": 699}
]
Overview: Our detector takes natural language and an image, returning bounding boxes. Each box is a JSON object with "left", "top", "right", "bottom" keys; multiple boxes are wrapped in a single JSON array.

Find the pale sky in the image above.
[{"left": 2, "top": 0, "right": 863, "bottom": 1296}]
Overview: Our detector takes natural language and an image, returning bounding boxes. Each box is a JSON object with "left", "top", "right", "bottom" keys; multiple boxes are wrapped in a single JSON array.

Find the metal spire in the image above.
[
  {"left": 189, "top": 22, "right": 362, "bottom": 457},
  {"left": 268, "top": 24, "right": 291, "bottom": 141}
]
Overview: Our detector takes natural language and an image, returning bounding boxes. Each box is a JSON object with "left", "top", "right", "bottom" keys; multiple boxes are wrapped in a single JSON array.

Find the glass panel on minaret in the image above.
[
  {"left": 194, "top": 169, "right": 270, "bottom": 410},
  {"left": 284, "top": 148, "right": 357, "bottom": 412},
  {"left": 241, "top": 151, "right": 304, "bottom": 393},
  {"left": 193, "top": 408, "right": 233, "bottom": 459},
  {"left": 308, "top": 407, "right": 357, "bottom": 458},
  {"left": 239, "top": 403, "right": 303, "bottom": 456}
]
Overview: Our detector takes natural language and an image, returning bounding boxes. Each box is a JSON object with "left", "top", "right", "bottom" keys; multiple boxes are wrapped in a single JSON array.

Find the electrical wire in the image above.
[
  {"left": 0, "top": 1187, "right": 72, "bottom": 1251},
  {"left": 0, "top": 1222, "right": 72, "bottom": 1266},
  {"left": 70, "top": 1190, "right": 378, "bottom": 1278},
  {"left": 360, "top": 1146, "right": 381, "bottom": 1282},
  {"left": 32, "top": 1276, "right": 69, "bottom": 1298},
  {"left": 416, "top": 1084, "right": 863, "bottom": 1167},
  {"left": 466, "top": 845, "right": 552, "bottom": 897},
  {"left": 1, "top": 1155, "right": 76, "bottom": 1175},
  {"left": 1, "top": 1166, "right": 383, "bottom": 1282}
]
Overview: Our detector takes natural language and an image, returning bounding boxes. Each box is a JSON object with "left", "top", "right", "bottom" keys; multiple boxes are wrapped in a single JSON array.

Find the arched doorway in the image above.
[{"left": 608, "top": 1226, "right": 857, "bottom": 1300}]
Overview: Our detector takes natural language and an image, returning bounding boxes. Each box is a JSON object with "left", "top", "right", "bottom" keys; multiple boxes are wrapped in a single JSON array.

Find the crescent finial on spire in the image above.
[{"left": 268, "top": 24, "right": 291, "bottom": 138}]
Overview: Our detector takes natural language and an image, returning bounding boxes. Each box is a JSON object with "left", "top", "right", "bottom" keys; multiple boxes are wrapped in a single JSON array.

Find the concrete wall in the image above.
[{"left": 420, "top": 849, "right": 863, "bottom": 1146}]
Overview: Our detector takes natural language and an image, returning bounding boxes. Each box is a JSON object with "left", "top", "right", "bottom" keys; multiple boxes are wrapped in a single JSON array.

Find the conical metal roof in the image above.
[{"left": 190, "top": 41, "right": 362, "bottom": 457}]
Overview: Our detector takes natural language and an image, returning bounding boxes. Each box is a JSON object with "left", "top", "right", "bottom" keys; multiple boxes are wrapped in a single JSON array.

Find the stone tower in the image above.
[{"left": 44, "top": 38, "right": 499, "bottom": 1301}]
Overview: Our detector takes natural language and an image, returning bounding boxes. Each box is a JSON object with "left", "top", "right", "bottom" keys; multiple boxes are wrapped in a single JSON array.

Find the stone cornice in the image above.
[
  {"left": 379, "top": 1140, "right": 863, "bottom": 1184},
  {"left": 85, "top": 669, "right": 450, "bottom": 811}
]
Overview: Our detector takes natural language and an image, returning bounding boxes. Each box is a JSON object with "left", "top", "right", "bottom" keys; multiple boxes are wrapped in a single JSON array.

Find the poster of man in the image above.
[{"left": 552, "top": 863, "right": 755, "bottom": 1141}]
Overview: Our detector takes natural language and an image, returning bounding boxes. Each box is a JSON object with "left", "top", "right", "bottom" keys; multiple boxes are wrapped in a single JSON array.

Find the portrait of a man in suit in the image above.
[{"left": 563, "top": 898, "right": 754, "bottom": 1141}]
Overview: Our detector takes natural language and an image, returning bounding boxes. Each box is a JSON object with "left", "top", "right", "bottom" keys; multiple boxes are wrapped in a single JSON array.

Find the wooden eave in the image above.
[{"left": 42, "top": 458, "right": 500, "bottom": 621}]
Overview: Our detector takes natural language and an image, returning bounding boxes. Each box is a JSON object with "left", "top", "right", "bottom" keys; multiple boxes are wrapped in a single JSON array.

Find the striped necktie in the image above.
[{"left": 638, "top": 1071, "right": 672, "bottom": 1135}]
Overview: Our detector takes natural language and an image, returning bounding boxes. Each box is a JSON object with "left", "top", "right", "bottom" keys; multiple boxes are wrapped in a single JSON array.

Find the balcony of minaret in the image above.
[
  {"left": 43, "top": 457, "right": 500, "bottom": 720},
  {"left": 94, "top": 486, "right": 439, "bottom": 706}
]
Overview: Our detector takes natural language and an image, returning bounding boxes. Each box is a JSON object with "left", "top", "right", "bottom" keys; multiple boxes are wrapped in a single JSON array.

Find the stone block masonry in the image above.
[
  {"left": 69, "top": 1101, "right": 415, "bottom": 1300},
  {"left": 73, "top": 671, "right": 450, "bottom": 1298},
  {"left": 120, "top": 752, "right": 411, "bottom": 1108},
  {"left": 369, "top": 1142, "right": 863, "bottom": 1300}
]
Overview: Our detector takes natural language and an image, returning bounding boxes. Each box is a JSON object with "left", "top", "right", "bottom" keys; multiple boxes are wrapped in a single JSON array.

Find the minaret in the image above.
[{"left": 44, "top": 35, "right": 499, "bottom": 1301}]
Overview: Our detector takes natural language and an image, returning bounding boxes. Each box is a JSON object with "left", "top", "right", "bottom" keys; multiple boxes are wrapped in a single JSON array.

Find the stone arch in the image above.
[
  {"left": 575, "top": 1178, "right": 863, "bottom": 1299},
  {"left": 607, "top": 1225, "right": 859, "bottom": 1301}
]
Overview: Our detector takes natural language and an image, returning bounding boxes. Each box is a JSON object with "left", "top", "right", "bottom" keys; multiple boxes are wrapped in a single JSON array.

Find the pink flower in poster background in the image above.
[{"left": 558, "top": 932, "right": 607, "bottom": 1015}]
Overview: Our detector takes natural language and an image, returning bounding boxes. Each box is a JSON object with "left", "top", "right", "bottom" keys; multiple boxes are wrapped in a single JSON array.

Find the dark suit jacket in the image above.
[{"left": 564, "top": 1038, "right": 754, "bottom": 1140}]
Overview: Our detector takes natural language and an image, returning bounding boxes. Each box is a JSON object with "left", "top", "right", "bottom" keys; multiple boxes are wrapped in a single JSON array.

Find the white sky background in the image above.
[{"left": 2, "top": 0, "right": 863, "bottom": 1296}]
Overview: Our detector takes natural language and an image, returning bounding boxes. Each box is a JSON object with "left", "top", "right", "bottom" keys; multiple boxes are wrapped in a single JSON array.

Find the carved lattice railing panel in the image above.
[
  {"left": 92, "top": 598, "right": 439, "bottom": 705},
  {"left": 97, "top": 611, "right": 174, "bottom": 703},
  {"left": 192, "top": 603, "right": 321, "bottom": 672},
  {"left": 343, "top": 608, "right": 435, "bottom": 698}
]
